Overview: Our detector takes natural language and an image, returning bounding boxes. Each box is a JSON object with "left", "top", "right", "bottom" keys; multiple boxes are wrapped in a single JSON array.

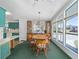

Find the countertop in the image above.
[{"left": 0, "top": 35, "right": 19, "bottom": 45}]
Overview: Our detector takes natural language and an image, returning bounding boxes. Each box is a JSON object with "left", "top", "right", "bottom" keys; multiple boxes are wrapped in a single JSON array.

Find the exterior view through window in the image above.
[
  {"left": 57, "top": 21, "right": 64, "bottom": 43},
  {"left": 53, "top": 24, "right": 56, "bottom": 40},
  {"left": 65, "top": 1, "right": 78, "bottom": 53},
  {"left": 52, "top": 1, "right": 78, "bottom": 53},
  {"left": 66, "top": 15, "right": 78, "bottom": 53}
]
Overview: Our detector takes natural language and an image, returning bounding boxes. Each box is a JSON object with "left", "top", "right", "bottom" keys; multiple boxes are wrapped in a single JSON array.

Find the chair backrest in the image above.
[
  {"left": 28, "top": 33, "right": 32, "bottom": 41},
  {"left": 27, "top": 33, "right": 51, "bottom": 42},
  {"left": 36, "top": 39, "right": 48, "bottom": 48}
]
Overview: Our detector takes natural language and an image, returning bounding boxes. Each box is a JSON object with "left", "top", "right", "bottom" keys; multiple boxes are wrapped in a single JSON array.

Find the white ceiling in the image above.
[{"left": 0, "top": 0, "right": 70, "bottom": 20}]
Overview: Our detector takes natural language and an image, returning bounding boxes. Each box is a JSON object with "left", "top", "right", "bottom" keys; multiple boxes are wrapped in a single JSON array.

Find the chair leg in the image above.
[
  {"left": 43, "top": 48, "right": 47, "bottom": 57},
  {"left": 36, "top": 48, "right": 40, "bottom": 56}
]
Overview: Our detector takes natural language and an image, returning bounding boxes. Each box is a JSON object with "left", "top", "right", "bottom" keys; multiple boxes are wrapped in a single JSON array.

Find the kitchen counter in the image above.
[
  {"left": 0, "top": 35, "right": 19, "bottom": 59},
  {"left": 0, "top": 36, "right": 19, "bottom": 45}
]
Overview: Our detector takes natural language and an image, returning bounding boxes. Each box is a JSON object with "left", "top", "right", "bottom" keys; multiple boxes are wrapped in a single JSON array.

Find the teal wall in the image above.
[{"left": 0, "top": 7, "right": 5, "bottom": 27}]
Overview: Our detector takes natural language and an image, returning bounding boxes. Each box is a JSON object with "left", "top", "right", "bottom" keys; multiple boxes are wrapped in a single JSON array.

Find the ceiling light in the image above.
[{"left": 5, "top": 11, "right": 12, "bottom": 15}]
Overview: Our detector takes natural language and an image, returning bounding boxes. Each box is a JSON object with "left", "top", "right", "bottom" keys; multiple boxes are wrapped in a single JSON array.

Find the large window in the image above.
[
  {"left": 65, "top": 1, "right": 78, "bottom": 53},
  {"left": 52, "top": 0, "right": 78, "bottom": 53},
  {"left": 65, "top": 15, "right": 78, "bottom": 53},
  {"left": 57, "top": 21, "right": 64, "bottom": 43},
  {"left": 32, "top": 21, "right": 45, "bottom": 33}
]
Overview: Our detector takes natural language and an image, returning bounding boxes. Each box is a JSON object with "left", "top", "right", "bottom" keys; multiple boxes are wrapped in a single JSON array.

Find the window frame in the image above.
[
  {"left": 56, "top": 20, "right": 64, "bottom": 44},
  {"left": 52, "top": 0, "right": 78, "bottom": 53},
  {"left": 64, "top": 0, "right": 78, "bottom": 53},
  {"left": 53, "top": 23, "right": 57, "bottom": 40}
]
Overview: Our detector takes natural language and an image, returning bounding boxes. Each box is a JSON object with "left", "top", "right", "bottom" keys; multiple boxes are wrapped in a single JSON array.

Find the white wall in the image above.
[
  {"left": 0, "top": 27, "right": 3, "bottom": 40},
  {"left": 19, "top": 19, "right": 27, "bottom": 41}
]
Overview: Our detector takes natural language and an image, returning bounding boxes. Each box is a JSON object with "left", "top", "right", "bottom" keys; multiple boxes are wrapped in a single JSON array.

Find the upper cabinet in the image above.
[{"left": 0, "top": 7, "right": 6, "bottom": 27}]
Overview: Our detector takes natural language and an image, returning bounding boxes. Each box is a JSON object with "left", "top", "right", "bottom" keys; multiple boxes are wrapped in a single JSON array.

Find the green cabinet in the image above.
[
  {"left": 0, "top": 45, "right": 1, "bottom": 59},
  {"left": 0, "top": 7, "right": 5, "bottom": 27},
  {"left": 0, "top": 42, "right": 10, "bottom": 59},
  {"left": 0, "top": 7, "right": 6, "bottom": 39}
]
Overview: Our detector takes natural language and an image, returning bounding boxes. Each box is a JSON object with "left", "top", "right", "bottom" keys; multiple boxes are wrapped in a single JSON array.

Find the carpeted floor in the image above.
[{"left": 6, "top": 41, "right": 71, "bottom": 59}]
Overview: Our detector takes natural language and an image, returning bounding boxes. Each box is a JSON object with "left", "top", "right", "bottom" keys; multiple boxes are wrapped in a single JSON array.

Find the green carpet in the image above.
[{"left": 6, "top": 41, "right": 71, "bottom": 59}]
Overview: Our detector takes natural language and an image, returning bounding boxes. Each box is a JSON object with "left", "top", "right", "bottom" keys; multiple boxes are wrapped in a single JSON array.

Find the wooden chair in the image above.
[
  {"left": 35, "top": 39, "right": 48, "bottom": 56},
  {"left": 27, "top": 34, "right": 36, "bottom": 51},
  {"left": 45, "top": 34, "right": 51, "bottom": 47},
  {"left": 28, "top": 33, "right": 50, "bottom": 56}
]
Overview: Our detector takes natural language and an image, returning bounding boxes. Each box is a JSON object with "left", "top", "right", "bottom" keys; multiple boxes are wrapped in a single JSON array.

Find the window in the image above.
[
  {"left": 65, "top": 1, "right": 78, "bottom": 53},
  {"left": 57, "top": 21, "right": 64, "bottom": 43},
  {"left": 32, "top": 21, "right": 45, "bottom": 33},
  {"left": 53, "top": 24, "right": 56, "bottom": 40},
  {"left": 65, "top": 15, "right": 78, "bottom": 53},
  {"left": 65, "top": 1, "right": 78, "bottom": 17},
  {"left": 52, "top": 0, "right": 78, "bottom": 53}
]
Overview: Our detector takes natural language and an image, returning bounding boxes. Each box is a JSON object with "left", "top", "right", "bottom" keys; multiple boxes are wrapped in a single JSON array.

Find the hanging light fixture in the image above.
[
  {"left": 38, "top": 11, "right": 40, "bottom": 20},
  {"left": 36, "top": 11, "right": 40, "bottom": 25},
  {"left": 33, "top": 0, "right": 39, "bottom": 5},
  {"left": 38, "top": 11, "right": 40, "bottom": 14}
]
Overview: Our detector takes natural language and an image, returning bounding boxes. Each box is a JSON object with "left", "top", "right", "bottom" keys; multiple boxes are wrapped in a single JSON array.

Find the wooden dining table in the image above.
[
  {"left": 32, "top": 34, "right": 49, "bottom": 56},
  {"left": 32, "top": 34, "right": 49, "bottom": 44},
  {"left": 27, "top": 33, "right": 50, "bottom": 56}
]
